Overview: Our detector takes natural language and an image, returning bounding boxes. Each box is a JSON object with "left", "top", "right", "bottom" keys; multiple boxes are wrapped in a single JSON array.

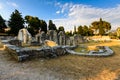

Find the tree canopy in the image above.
[
  {"left": 116, "top": 27, "right": 120, "bottom": 38},
  {"left": 0, "top": 15, "right": 7, "bottom": 33},
  {"left": 48, "top": 20, "right": 57, "bottom": 30},
  {"left": 77, "top": 25, "right": 83, "bottom": 35},
  {"left": 65, "top": 31, "right": 73, "bottom": 36},
  {"left": 58, "top": 26, "right": 64, "bottom": 33},
  {"left": 91, "top": 18, "right": 111, "bottom": 35},
  {"left": 25, "top": 16, "right": 41, "bottom": 30},
  {"left": 25, "top": 15, "right": 47, "bottom": 35},
  {"left": 25, "top": 15, "right": 40, "bottom": 35},
  {"left": 76, "top": 25, "right": 93, "bottom": 36},
  {"left": 40, "top": 20, "right": 47, "bottom": 33},
  {"left": 8, "top": 9, "right": 24, "bottom": 35}
]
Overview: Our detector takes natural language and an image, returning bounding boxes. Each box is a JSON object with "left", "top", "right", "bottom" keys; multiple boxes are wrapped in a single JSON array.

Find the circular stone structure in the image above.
[{"left": 66, "top": 46, "right": 114, "bottom": 57}]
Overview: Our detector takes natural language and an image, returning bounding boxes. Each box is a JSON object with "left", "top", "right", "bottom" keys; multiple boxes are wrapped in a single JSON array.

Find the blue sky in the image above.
[{"left": 1, "top": 0, "right": 120, "bottom": 31}]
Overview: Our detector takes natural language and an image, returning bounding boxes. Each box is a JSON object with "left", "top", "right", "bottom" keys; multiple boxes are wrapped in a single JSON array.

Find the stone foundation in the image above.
[
  {"left": 0, "top": 37, "right": 114, "bottom": 62},
  {"left": 4, "top": 43, "right": 70, "bottom": 61}
]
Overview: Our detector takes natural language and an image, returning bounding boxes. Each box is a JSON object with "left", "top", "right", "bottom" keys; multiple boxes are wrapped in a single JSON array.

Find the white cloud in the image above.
[
  {"left": 54, "top": 3, "right": 120, "bottom": 31},
  {"left": 55, "top": 2, "right": 73, "bottom": 14},
  {"left": 55, "top": 2, "right": 61, "bottom": 6},
  {"left": 56, "top": 11, "right": 60, "bottom": 14},
  {"left": 61, "top": 3, "right": 69, "bottom": 13},
  {"left": 7, "top": 2, "right": 18, "bottom": 8},
  {"left": 0, "top": 3, "right": 3, "bottom": 9}
]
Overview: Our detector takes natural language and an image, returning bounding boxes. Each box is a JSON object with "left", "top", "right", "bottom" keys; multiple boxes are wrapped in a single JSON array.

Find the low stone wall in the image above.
[
  {"left": 4, "top": 43, "right": 70, "bottom": 61},
  {"left": 66, "top": 46, "right": 114, "bottom": 57},
  {"left": 8, "top": 40, "right": 22, "bottom": 47}
]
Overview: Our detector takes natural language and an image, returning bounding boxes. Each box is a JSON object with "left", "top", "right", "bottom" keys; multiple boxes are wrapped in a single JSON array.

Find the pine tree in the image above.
[
  {"left": 48, "top": 20, "right": 57, "bottom": 30},
  {"left": 0, "top": 15, "right": 7, "bottom": 33},
  {"left": 8, "top": 9, "right": 24, "bottom": 35},
  {"left": 74, "top": 26, "right": 77, "bottom": 34}
]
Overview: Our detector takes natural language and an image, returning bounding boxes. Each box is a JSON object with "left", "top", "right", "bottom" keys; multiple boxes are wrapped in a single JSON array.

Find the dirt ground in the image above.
[{"left": 0, "top": 41, "right": 120, "bottom": 80}]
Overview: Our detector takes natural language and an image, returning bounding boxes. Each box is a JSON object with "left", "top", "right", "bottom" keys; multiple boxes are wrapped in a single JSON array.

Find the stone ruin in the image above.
[
  {"left": 35, "top": 30, "right": 85, "bottom": 46},
  {"left": 0, "top": 28, "right": 78, "bottom": 61},
  {"left": 18, "top": 28, "right": 32, "bottom": 44},
  {"left": 0, "top": 28, "right": 114, "bottom": 62}
]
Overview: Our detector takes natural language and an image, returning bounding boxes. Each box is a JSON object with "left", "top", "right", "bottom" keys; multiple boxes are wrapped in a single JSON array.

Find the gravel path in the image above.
[{"left": 0, "top": 50, "right": 73, "bottom": 80}]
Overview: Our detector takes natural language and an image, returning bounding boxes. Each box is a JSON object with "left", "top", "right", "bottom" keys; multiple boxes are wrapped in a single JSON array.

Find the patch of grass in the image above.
[
  {"left": 0, "top": 33, "right": 8, "bottom": 36},
  {"left": 74, "top": 46, "right": 89, "bottom": 53},
  {"left": 0, "top": 42, "right": 4, "bottom": 48}
]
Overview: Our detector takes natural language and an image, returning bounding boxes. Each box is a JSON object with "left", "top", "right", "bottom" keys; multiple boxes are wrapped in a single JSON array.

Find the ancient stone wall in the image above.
[{"left": 35, "top": 30, "right": 85, "bottom": 46}]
